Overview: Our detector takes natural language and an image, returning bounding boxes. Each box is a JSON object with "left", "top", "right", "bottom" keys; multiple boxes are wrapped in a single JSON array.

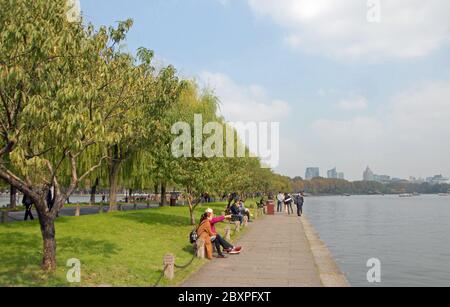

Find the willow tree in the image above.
[
  {"left": 168, "top": 85, "right": 227, "bottom": 224},
  {"left": 0, "top": 0, "right": 142, "bottom": 270},
  {"left": 103, "top": 44, "right": 185, "bottom": 210},
  {"left": 101, "top": 43, "right": 151, "bottom": 211}
]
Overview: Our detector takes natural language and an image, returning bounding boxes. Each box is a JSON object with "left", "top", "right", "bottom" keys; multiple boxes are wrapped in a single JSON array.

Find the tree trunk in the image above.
[
  {"left": 160, "top": 182, "right": 167, "bottom": 207},
  {"left": 154, "top": 183, "right": 158, "bottom": 195},
  {"left": 75, "top": 205, "right": 80, "bottom": 217},
  {"left": 190, "top": 207, "right": 196, "bottom": 225},
  {"left": 90, "top": 178, "right": 99, "bottom": 205},
  {"left": 188, "top": 196, "right": 196, "bottom": 225},
  {"left": 39, "top": 215, "right": 57, "bottom": 271},
  {"left": 108, "top": 160, "right": 121, "bottom": 212},
  {"left": 9, "top": 185, "right": 17, "bottom": 209}
]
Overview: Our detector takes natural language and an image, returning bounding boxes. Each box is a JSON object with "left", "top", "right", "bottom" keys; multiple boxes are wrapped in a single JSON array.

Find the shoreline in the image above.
[{"left": 301, "top": 216, "right": 351, "bottom": 287}]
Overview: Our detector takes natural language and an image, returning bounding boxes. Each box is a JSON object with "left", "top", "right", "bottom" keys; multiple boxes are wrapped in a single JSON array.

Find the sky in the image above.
[{"left": 79, "top": 0, "right": 450, "bottom": 181}]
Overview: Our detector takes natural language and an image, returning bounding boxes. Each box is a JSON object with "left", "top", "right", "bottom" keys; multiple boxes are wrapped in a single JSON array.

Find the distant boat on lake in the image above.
[
  {"left": 399, "top": 193, "right": 413, "bottom": 198},
  {"left": 438, "top": 193, "right": 449, "bottom": 197}
]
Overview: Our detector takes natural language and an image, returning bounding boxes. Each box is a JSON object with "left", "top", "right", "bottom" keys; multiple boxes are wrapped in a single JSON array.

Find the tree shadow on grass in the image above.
[
  {"left": 58, "top": 236, "right": 121, "bottom": 259},
  {"left": 182, "top": 244, "right": 196, "bottom": 254},
  {"left": 0, "top": 232, "right": 120, "bottom": 286}
]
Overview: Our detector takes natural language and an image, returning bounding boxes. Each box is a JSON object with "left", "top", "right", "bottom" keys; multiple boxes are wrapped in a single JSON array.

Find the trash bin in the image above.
[{"left": 266, "top": 200, "right": 275, "bottom": 215}]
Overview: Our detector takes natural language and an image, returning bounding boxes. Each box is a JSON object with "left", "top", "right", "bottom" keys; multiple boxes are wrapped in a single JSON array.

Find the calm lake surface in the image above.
[{"left": 305, "top": 195, "right": 450, "bottom": 287}]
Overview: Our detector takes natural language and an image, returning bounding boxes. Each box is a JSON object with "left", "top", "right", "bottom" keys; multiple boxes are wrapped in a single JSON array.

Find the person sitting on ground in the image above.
[
  {"left": 196, "top": 212, "right": 215, "bottom": 260},
  {"left": 206, "top": 209, "right": 242, "bottom": 257},
  {"left": 229, "top": 200, "right": 244, "bottom": 225},
  {"left": 258, "top": 196, "right": 266, "bottom": 208}
]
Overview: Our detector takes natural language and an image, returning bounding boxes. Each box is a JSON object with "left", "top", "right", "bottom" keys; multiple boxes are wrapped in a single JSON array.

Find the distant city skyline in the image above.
[{"left": 303, "top": 165, "right": 448, "bottom": 184}]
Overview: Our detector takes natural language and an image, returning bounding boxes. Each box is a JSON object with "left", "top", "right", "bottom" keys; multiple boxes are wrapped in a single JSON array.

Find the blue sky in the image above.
[{"left": 80, "top": 0, "right": 450, "bottom": 180}]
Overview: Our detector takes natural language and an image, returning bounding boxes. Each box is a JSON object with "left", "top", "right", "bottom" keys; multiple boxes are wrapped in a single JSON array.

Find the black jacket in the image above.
[
  {"left": 22, "top": 195, "right": 33, "bottom": 207},
  {"left": 230, "top": 204, "right": 240, "bottom": 215},
  {"left": 294, "top": 195, "right": 304, "bottom": 205}
]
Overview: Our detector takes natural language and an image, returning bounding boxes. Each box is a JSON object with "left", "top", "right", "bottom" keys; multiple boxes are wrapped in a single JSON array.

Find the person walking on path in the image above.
[
  {"left": 284, "top": 193, "right": 294, "bottom": 215},
  {"left": 276, "top": 192, "right": 284, "bottom": 213},
  {"left": 46, "top": 184, "right": 55, "bottom": 211},
  {"left": 22, "top": 194, "right": 34, "bottom": 221},
  {"left": 294, "top": 192, "right": 305, "bottom": 217}
]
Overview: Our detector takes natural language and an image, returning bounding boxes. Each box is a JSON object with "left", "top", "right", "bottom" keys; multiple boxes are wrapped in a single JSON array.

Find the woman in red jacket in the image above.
[{"left": 206, "top": 208, "right": 242, "bottom": 258}]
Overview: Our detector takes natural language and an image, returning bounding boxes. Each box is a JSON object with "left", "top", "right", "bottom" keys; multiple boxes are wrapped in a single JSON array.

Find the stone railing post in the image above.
[
  {"left": 163, "top": 253, "right": 175, "bottom": 280},
  {"left": 75, "top": 205, "right": 80, "bottom": 217},
  {"left": 196, "top": 239, "right": 205, "bottom": 259},
  {"left": 234, "top": 221, "right": 240, "bottom": 233},
  {"left": 243, "top": 216, "right": 248, "bottom": 227},
  {"left": 224, "top": 226, "right": 231, "bottom": 241}
]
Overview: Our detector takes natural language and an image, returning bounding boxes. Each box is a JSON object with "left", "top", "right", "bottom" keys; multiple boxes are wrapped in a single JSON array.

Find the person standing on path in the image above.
[
  {"left": 284, "top": 193, "right": 294, "bottom": 215},
  {"left": 294, "top": 192, "right": 305, "bottom": 217},
  {"left": 276, "top": 192, "right": 284, "bottom": 213},
  {"left": 22, "top": 194, "right": 34, "bottom": 221}
]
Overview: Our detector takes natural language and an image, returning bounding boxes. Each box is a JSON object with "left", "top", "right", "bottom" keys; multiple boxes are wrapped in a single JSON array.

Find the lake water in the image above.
[{"left": 305, "top": 195, "right": 450, "bottom": 287}]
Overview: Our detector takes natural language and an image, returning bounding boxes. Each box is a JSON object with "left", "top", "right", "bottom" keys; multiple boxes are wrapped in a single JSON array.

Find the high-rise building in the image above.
[
  {"left": 363, "top": 166, "right": 375, "bottom": 181},
  {"left": 374, "top": 174, "right": 391, "bottom": 183},
  {"left": 327, "top": 168, "right": 338, "bottom": 179},
  {"left": 426, "top": 175, "right": 449, "bottom": 185},
  {"left": 338, "top": 172, "right": 345, "bottom": 180},
  {"left": 305, "top": 167, "right": 320, "bottom": 180}
]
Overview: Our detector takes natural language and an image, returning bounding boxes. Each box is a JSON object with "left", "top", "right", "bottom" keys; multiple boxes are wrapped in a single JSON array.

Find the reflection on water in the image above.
[{"left": 305, "top": 195, "right": 450, "bottom": 287}]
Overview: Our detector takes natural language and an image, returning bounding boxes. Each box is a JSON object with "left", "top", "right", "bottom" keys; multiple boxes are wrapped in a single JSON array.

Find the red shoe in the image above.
[{"left": 229, "top": 247, "right": 242, "bottom": 254}]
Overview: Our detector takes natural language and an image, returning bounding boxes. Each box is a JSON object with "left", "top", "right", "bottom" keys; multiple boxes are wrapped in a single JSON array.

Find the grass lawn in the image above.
[{"left": 0, "top": 201, "right": 259, "bottom": 287}]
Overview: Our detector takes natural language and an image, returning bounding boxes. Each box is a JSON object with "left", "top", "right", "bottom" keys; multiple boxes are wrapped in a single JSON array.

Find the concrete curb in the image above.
[{"left": 301, "top": 216, "right": 351, "bottom": 287}]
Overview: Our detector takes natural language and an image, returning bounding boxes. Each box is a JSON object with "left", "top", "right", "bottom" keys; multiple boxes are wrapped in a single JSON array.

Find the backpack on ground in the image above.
[{"left": 189, "top": 228, "right": 198, "bottom": 244}]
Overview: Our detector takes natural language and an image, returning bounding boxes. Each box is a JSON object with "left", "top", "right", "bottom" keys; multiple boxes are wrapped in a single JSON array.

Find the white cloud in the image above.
[
  {"left": 309, "top": 79, "right": 450, "bottom": 179},
  {"left": 198, "top": 71, "right": 290, "bottom": 122},
  {"left": 337, "top": 95, "right": 368, "bottom": 110},
  {"left": 247, "top": 0, "right": 450, "bottom": 58}
]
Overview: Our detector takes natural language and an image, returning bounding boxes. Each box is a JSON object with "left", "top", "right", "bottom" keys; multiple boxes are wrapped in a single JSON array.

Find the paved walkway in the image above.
[
  {"left": 183, "top": 214, "right": 323, "bottom": 287},
  {"left": 1, "top": 204, "right": 159, "bottom": 223}
]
